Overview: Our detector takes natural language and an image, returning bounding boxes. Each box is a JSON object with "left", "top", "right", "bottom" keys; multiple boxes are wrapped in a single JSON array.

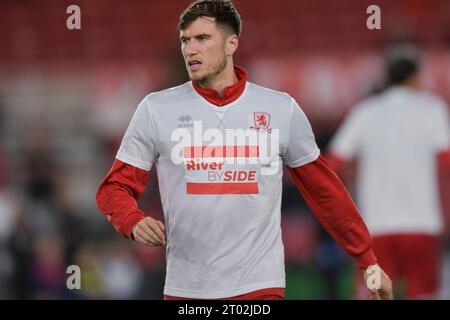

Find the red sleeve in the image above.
[
  {"left": 324, "top": 150, "right": 348, "bottom": 178},
  {"left": 438, "top": 149, "right": 450, "bottom": 232},
  {"left": 287, "top": 154, "right": 377, "bottom": 269},
  {"left": 96, "top": 159, "right": 149, "bottom": 239}
]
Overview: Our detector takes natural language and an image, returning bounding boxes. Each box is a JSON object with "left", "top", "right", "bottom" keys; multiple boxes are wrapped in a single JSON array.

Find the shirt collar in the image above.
[{"left": 192, "top": 65, "right": 248, "bottom": 107}]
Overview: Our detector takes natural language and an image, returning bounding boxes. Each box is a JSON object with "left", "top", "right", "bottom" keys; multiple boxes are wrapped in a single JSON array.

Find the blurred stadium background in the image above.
[{"left": 0, "top": 0, "right": 449, "bottom": 299}]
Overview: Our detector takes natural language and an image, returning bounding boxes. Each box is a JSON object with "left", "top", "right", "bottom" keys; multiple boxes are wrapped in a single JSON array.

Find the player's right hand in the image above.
[
  {"left": 132, "top": 217, "right": 166, "bottom": 247},
  {"left": 362, "top": 264, "right": 393, "bottom": 300}
]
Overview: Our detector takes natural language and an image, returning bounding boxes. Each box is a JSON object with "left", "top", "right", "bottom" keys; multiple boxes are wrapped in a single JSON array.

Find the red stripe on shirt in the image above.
[
  {"left": 186, "top": 182, "right": 258, "bottom": 194},
  {"left": 184, "top": 146, "right": 259, "bottom": 158}
]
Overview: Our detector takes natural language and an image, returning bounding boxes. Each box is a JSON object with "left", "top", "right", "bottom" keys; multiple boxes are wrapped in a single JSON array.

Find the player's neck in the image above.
[{"left": 200, "top": 64, "right": 238, "bottom": 99}]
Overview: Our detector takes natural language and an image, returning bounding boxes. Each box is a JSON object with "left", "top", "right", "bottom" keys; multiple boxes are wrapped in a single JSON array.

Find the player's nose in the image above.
[{"left": 184, "top": 40, "right": 198, "bottom": 56}]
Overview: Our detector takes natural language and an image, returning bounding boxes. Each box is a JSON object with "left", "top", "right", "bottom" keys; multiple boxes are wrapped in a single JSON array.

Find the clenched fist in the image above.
[
  {"left": 132, "top": 217, "right": 166, "bottom": 246},
  {"left": 362, "top": 264, "right": 393, "bottom": 300}
]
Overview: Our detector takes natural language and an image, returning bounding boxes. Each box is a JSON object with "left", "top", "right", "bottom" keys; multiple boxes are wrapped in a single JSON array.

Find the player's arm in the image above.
[
  {"left": 96, "top": 94, "right": 165, "bottom": 246},
  {"left": 323, "top": 151, "right": 347, "bottom": 177},
  {"left": 96, "top": 159, "right": 165, "bottom": 246},
  {"left": 287, "top": 155, "right": 393, "bottom": 300},
  {"left": 283, "top": 98, "right": 391, "bottom": 298}
]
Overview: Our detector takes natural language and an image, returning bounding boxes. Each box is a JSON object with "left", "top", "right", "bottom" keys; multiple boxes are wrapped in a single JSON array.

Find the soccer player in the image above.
[
  {"left": 327, "top": 44, "right": 450, "bottom": 299},
  {"left": 96, "top": 0, "right": 392, "bottom": 300}
]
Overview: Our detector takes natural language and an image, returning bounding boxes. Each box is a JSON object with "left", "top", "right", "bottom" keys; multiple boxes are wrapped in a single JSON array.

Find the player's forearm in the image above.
[
  {"left": 96, "top": 159, "right": 149, "bottom": 239},
  {"left": 287, "top": 155, "right": 377, "bottom": 269},
  {"left": 96, "top": 184, "right": 145, "bottom": 239}
]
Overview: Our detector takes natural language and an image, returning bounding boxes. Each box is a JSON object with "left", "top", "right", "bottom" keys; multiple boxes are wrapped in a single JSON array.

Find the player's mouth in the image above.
[{"left": 188, "top": 60, "right": 202, "bottom": 71}]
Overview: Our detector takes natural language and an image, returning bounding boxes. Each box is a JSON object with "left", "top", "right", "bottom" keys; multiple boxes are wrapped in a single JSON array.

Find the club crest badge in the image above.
[{"left": 250, "top": 112, "right": 272, "bottom": 133}]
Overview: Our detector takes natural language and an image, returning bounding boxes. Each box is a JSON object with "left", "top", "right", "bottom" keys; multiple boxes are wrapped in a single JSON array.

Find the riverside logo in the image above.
[
  {"left": 170, "top": 121, "right": 280, "bottom": 194},
  {"left": 184, "top": 145, "right": 260, "bottom": 194}
]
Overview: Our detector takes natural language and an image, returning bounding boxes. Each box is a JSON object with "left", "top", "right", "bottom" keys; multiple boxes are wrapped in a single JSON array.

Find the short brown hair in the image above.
[{"left": 178, "top": 0, "right": 242, "bottom": 37}]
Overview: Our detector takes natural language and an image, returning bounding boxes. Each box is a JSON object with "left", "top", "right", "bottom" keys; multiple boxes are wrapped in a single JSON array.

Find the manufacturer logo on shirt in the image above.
[
  {"left": 250, "top": 112, "right": 272, "bottom": 133},
  {"left": 177, "top": 115, "right": 194, "bottom": 128}
]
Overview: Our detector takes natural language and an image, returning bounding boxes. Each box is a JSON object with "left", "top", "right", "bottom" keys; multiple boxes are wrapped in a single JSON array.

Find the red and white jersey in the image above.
[
  {"left": 330, "top": 87, "right": 450, "bottom": 236},
  {"left": 116, "top": 80, "right": 320, "bottom": 298}
]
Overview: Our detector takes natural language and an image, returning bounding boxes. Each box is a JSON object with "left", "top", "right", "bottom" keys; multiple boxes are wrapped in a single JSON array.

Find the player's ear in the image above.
[{"left": 225, "top": 34, "right": 238, "bottom": 56}]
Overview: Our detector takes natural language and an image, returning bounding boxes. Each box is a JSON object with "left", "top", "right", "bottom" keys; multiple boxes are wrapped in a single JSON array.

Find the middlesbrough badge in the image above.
[{"left": 250, "top": 112, "right": 272, "bottom": 133}]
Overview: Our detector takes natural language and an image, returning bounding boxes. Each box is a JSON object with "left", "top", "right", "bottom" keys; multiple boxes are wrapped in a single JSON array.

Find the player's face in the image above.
[{"left": 180, "top": 16, "right": 229, "bottom": 84}]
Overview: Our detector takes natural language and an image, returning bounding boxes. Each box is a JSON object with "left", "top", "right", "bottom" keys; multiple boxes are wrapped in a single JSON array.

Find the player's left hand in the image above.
[{"left": 362, "top": 264, "right": 393, "bottom": 300}]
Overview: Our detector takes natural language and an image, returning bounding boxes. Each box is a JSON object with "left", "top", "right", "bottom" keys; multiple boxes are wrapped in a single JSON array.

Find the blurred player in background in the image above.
[
  {"left": 327, "top": 44, "right": 450, "bottom": 299},
  {"left": 96, "top": 0, "right": 392, "bottom": 300}
]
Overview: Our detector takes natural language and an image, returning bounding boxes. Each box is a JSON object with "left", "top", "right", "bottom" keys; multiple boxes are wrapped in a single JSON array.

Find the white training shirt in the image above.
[
  {"left": 330, "top": 86, "right": 450, "bottom": 236},
  {"left": 116, "top": 81, "right": 320, "bottom": 298}
]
